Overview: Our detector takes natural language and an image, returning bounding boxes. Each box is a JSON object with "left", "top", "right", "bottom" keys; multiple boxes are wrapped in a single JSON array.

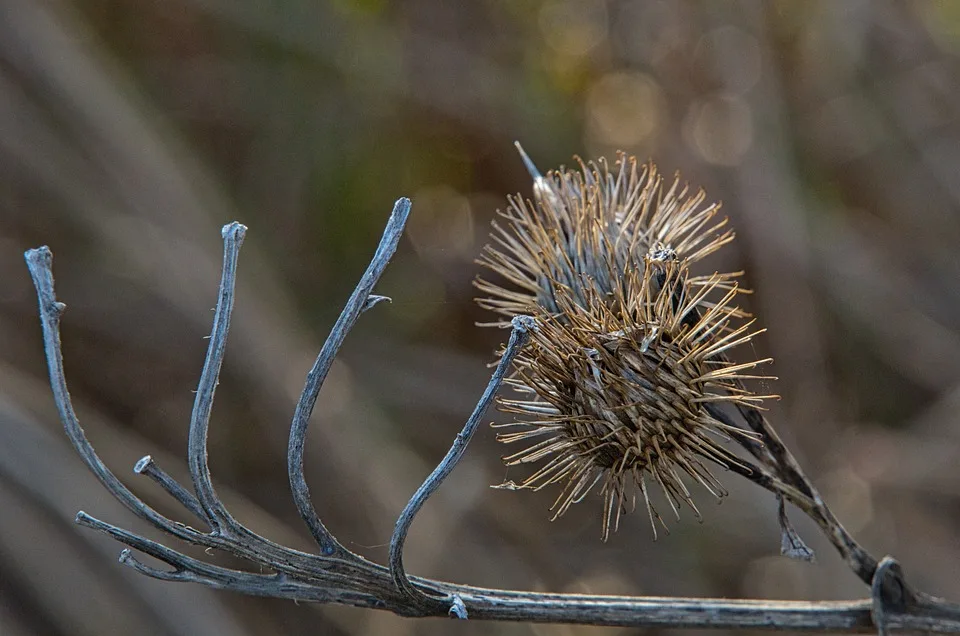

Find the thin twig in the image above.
[
  {"left": 736, "top": 404, "right": 879, "bottom": 584},
  {"left": 288, "top": 197, "right": 412, "bottom": 556},
  {"left": 388, "top": 315, "right": 535, "bottom": 616},
  {"left": 187, "top": 221, "right": 247, "bottom": 535},
  {"left": 133, "top": 455, "right": 206, "bottom": 525},
  {"left": 25, "top": 246, "right": 216, "bottom": 548},
  {"left": 704, "top": 357, "right": 879, "bottom": 581}
]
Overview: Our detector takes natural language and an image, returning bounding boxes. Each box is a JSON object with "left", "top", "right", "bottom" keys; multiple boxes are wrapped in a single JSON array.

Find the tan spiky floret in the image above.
[
  {"left": 476, "top": 150, "right": 740, "bottom": 324},
  {"left": 476, "top": 147, "right": 777, "bottom": 540}
]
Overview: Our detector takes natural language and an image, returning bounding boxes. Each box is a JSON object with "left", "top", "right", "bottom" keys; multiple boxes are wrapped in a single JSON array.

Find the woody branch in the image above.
[{"left": 24, "top": 199, "right": 960, "bottom": 633}]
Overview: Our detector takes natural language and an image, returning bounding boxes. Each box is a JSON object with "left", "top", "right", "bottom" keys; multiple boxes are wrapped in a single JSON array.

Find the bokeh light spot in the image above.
[
  {"left": 586, "top": 71, "right": 663, "bottom": 147},
  {"left": 539, "top": 0, "right": 609, "bottom": 59},
  {"left": 683, "top": 92, "right": 754, "bottom": 166},
  {"left": 696, "top": 25, "right": 762, "bottom": 94}
]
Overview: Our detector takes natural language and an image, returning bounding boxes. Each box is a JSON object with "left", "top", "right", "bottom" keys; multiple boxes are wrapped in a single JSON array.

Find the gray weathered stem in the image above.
[
  {"left": 388, "top": 315, "right": 535, "bottom": 616},
  {"left": 288, "top": 197, "right": 411, "bottom": 556},
  {"left": 25, "top": 246, "right": 218, "bottom": 548},
  {"left": 134, "top": 455, "right": 206, "bottom": 524},
  {"left": 188, "top": 222, "right": 246, "bottom": 535}
]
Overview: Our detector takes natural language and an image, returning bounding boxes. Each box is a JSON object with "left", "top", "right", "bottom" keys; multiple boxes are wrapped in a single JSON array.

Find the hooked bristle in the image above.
[{"left": 477, "top": 149, "right": 776, "bottom": 540}]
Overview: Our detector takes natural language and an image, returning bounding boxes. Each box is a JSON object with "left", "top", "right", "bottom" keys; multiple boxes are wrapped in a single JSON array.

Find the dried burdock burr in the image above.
[
  {"left": 478, "top": 145, "right": 777, "bottom": 539},
  {"left": 476, "top": 143, "right": 741, "bottom": 324}
]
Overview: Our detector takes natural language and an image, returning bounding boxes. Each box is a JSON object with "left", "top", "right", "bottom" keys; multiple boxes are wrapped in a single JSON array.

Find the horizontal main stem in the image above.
[{"left": 74, "top": 508, "right": 960, "bottom": 633}]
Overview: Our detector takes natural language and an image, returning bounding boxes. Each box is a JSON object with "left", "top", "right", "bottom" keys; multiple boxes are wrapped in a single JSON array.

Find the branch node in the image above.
[
  {"left": 221, "top": 221, "right": 248, "bottom": 242},
  {"left": 448, "top": 594, "right": 468, "bottom": 619},
  {"left": 871, "top": 556, "right": 915, "bottom": 636},
  {"left": 119, "top": 548, "right": 190, "bottom": 582},
  {"left": 510, "top": 314, "right": 537, "bottom": 333},
  {"left": 132, "top": 456, "right": 151, "bottom": 474}
]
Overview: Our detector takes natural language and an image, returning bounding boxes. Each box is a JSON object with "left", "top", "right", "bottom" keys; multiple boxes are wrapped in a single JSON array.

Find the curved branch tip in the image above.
[{"left": 133, "top": 455, "right": 152, "bottom": 474}]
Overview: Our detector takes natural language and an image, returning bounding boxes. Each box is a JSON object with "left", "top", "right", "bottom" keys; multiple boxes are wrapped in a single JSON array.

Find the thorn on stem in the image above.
[{"left": 362, "top": 294, "right": 391, "bottom": 313}]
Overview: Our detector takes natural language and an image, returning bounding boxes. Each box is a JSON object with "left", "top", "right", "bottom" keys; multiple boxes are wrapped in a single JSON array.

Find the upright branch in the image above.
[
  {"left": 388, "top": 314, "right": 535, "bottom": 615},
  {"left": 24, "top": 196, "right": 960, "bottom": 633},
  {"left": 188, "top": 222, "right": 247, "bottom": 536},
  {"left": 287, "top": 197, "right": 411, "bottom": 557}
]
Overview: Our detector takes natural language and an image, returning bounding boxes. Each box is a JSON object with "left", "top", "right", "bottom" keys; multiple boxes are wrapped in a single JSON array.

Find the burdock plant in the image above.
[
  {"left": 23, "top": 143, "right": 957, "bottom": 632},
  {"left": 477, "top": 145, "right": 776, "bottom": 539}
]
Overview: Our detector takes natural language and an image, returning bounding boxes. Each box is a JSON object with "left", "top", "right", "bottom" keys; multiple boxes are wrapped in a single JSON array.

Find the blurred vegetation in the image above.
[{"left": 3, "top": 1, "right": 960, "bottom": 635}]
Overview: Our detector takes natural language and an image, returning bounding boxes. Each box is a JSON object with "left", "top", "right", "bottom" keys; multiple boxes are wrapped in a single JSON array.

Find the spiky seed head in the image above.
[
  {"left": 476, "top": 149, "right": 740, "bottom": 324},
  {"left": 478, "top": 148, "right": 776, "bottom": 540}
]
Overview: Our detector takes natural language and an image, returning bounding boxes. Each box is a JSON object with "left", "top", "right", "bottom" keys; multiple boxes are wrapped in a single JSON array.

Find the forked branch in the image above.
[{"left": 24, "top": 199, "right": 960, "bottom": 632}]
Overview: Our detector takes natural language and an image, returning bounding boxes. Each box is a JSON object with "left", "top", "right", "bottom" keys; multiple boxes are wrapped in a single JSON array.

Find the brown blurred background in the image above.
[{"left": 2, "top": 0, "right": 960, "bottom": 634}]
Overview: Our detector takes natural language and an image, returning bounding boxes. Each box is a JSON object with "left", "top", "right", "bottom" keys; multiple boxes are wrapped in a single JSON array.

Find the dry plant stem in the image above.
[
  {"left": 24, "top": 203, "right": 960, "bottom": 632},
  {"left": 388, "top": 315, "right": 535, "bottom": 616},
  {"left": 25, "top": 223, "right": 404, "bottom": 573},
  {"left": 288, "top": 196, "right": 412, "bottom": 557},
  {"left": 189, "top": 221, "right": 246, "bottom": 535},
  {"left": 25, "top": 246, "right": 217, "bottom": 548},
  {"left": 704, "top": 386, "right": 876, "bottom": 583},
  {"left": 734, "top": 403, "right": 878, "bottom": 584},
  {"left": 666, "top": 276, "right": 870, "bottom": 578},
  {"left": 133, "top": 455, "right": 207, "bottom": 525}
]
